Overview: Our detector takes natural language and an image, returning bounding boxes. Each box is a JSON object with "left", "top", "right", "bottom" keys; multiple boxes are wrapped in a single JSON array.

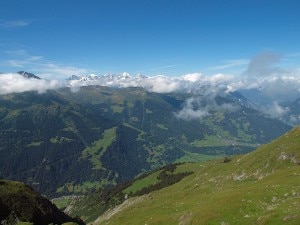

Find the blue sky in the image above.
[{"left": 0, "top": 0, "right": 299, "bottom": 79}]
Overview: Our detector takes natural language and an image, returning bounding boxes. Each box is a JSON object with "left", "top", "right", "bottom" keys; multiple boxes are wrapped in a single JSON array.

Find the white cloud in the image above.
[
  {"left": 174, "top": 96, "right": 240, "bottom": 121},
  {"left": 202, "top": 73, "right": 234, "bottom": 85},
  {"left": 261, "top": 101, "right": 287, "bottom": 119},
  {"left": 243, "top": 51, "right": 284, "bottom": 77},
  {"left": 174, "top": 97, "right": 209, "bottom": 120},
  {"left": 0, "top": 73, "right": 62, "bottom": 95},
  {"left": 182, "top": 73, "right": 202, "bottom": 82},
  {"left": 143, "top": 76, "right": 181, "bottom": 93}
]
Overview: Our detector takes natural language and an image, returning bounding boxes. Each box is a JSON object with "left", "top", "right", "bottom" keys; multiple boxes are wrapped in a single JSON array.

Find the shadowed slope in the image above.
[{"left": 0, "top": 180, "right": 85, "bottom": 225}]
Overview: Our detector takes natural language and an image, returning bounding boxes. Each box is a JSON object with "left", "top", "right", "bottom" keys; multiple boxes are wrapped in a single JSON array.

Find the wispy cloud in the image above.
[
  {"left": 4, "top": 56, "right": 43, "bottom": 68},
  {"left": 0, "top": 20, "right": 30, "bottom": 28},
  {"left": 38, "top": 63, "right": 90, "bottom": 78},
  {"left": 0, "top": 50, "right": 90, "bottom": 79},
  {"left": 261, "top": 101, "right": 287, "bottom": 119},
  {"left": 174, "top": 96, "right": 240, "bottom": 121},
  {"left": 149, "top": 64, "right": 182, "bottom": 71},
  {"left": 285, "top": 52, "right": 300, "bottom": 58},
  {"left": 209, "top": 59, "right": 249, "bottom": 70},
  {"left": 1, "top": 50, "right": 45, "bottom": 69}
]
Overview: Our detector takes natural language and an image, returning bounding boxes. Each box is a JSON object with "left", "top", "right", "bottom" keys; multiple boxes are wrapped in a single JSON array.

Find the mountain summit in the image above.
[{"left": 17, "top": 71, "right": 41, "bottom": 79}]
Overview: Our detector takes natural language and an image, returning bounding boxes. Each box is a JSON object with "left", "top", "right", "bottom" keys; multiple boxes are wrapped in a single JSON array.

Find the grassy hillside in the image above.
[
  {"left": 65, "top": 164, "right": 193, "bottom": 223},
  {"left": 0, "top": 180, "right": 85, "bottom": 225},
  {"left": 91, "top": 127, "right": 300, "bottom": 225}
]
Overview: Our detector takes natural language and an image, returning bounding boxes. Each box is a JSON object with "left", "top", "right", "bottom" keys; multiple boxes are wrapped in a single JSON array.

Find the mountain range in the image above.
[{"left": 0, "top": 72, "right": 294, "bottom": 197}]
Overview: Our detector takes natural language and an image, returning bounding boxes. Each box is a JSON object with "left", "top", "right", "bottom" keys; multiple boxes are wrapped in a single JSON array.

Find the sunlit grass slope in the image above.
[{"left": 95, "top": 127, "right": 300, "bottom": 225}]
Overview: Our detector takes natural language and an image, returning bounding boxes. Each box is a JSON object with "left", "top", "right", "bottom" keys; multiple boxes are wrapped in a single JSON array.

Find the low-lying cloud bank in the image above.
[
  {"left": 1, "top": 70, "right": 300, "bottom": 121},
  {"left": 68, "top": 72, "right": 300, "bottom": 103},
  {"left": 67, "top": 72, "right": 235, "bottom": 94},
  {"left": 1, "top": 70, "right": 300, "bottom": 103},
  {"left": 0, "top": 73, "right": 62, "bottom": 95}
]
